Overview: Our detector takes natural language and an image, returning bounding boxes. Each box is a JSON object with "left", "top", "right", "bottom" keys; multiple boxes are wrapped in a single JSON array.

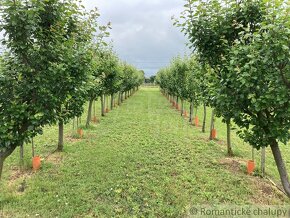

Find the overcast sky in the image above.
[{"left": 83, "top": 0, "right": 189, "bottom": 77}]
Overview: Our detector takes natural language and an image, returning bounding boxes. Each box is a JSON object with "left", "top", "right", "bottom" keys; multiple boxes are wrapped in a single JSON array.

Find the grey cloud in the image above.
[{"left": 84, "top": 0, "right": 189, "bottom": 76}]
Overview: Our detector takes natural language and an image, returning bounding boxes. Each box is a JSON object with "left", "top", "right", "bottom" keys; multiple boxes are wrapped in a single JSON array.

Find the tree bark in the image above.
[
  {"left": 0, "top": 144, "right": 18, "bottom": 180},
  {"left": 209, "top": 109, "right": 215, "bottom": 140},
  {"left": 226, "top": 119, "right": 233, "bottom": 156},
  {"left": 0, "top": 158, "right": 4, "bottom": 180},
  {"left": 252, "top": 147, "right": 255, "bottom": 160},
  {"left": 261, "top": 146, "right": 266, "bottom": 177},
  {"left": 189, "top": 101, "right": 193, "bottom": 123},
  {"left": 202, "top": 103, "right": 206, "bottom": 133},
  {"left": 118, "top": 92, "right": 121, "bottom": 105},
  {"left": 104, "top": 95, "right": 106, "bottom": 111},
  {"left": 86, "top": 99, "right": 93, "bottom": 128},
  {"left": 101, "top": 95, "right": 105, "bottom": 116},
  {"left": 270, "top": 140, "right": 290, "bottom": 197},
  {"left": 58, "top": 121, "right": 64, "bottom": 151},
  {"left": 32, "top": 138, "right": 35, "bottom": 157},
  {"left": 106, "top": 95, "right": 109, "bottom": 111},
  {"left": 181, "top": 100, "right": 184, "bottom": 116},
  {"left": 93, "top": 100, "right": 96, "bottom": 117},
  {"left": 20, "top": 143, "right": 24, "bottom": 168},
  {"left": 111, "top": 94, "right": 114, "bottom": 110}
]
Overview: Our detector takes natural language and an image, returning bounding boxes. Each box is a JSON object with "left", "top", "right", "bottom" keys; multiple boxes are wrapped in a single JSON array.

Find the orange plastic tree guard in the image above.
[
  {"left": 195, "top": 116, "right": 199, "bottom": 126},
  {"left": 32, "top": 156, "right": 41, "bottom": 171},
  {"left": 247, "top": 160, "right": 255, "bottom": 175},
  {"left": 77, "top": 128, "right": 83, "bottom": 138},
  {"left": 211, "top": 129, "right": 217, "bottom": 139}
]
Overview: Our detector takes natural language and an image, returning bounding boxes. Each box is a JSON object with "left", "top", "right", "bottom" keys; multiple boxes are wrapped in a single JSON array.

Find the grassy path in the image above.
[{"left": 1, "top": 88, "right": 289, "bottom": 217}]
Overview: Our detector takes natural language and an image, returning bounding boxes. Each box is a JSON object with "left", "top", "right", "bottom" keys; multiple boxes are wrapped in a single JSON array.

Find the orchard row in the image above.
[
  {"left": 0, "top": 0, "right": 144, "bottom": 178},
  {"left": 157, "top": 0, "right": 290, "bottom": 196}
]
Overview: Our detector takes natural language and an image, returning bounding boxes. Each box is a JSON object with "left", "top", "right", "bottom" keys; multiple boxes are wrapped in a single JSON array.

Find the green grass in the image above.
[{"left": 0, "top": 87, "right": 290, "bottom": 217}]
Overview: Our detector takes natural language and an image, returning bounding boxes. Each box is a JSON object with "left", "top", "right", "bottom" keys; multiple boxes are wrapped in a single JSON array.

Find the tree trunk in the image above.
[
  {"left": 20, "top": 143, "right": 24, "bottom": 168},
  {"left": 209, "top": 109, "right": 215, "bottom": 140},
  {"left": 226, "top": 119, "right": 233, "bottom": 156},
  {"left": 32, "top": 138, "right": 35, "bottom": 157},
  {"left": 111, "top": 94, "right": 114, "bottom": 110},
  {"left": 0, "top": 144, "right": 18, "bottom": 180},
  {"left": 101, "top": 95, "right": 105, "bottom": 116},
  {"left": 104, "top": 95, "right": 106, "bottom": 111},
  {"left": 189, "top": 101, "right": 193, "bottom": 123},
  {"left": 181, "top": 100, "right": 184, "bottom": 116},
  {"left": 261, "top": 146, "right": 266, "bottom": 177},
  {"left": 202, "top": 103, "right": 206, "bottom": 133},
  {"left": 106, "top": 95, "right": 109, "bottom": 111},
  {"left": 58, "top": 121, "right": 64, "bottom": 151},
  {"left": 0, "top": 158, "right": 4, "bottom": 180},
  {"left": 252, "top": 147, "right": 255, "bottom": 160},
  {"left": 86, "top": 99, "right": 93, "bottom": 128},
  {"left": 270, "top": 140, "right": 290, "bottom": 197},
  {"left": 93, "top": 100, "right": 96, "bottom": 117}
]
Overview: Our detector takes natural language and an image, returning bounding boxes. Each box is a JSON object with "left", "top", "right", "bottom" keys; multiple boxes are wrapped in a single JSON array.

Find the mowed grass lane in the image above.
[{"left": 1, "top": 87, "right": 288, "bottom": 217}]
